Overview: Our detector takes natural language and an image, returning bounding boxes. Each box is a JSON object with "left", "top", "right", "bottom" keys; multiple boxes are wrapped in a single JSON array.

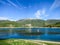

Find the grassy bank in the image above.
[{"left": 0, "top": 39, "right": 60, "bottom": 45}]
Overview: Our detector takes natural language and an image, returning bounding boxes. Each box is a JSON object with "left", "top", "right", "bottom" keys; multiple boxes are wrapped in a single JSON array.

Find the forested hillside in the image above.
[{"left": 0, "top": 19, "right": 60, "bottom": 27}]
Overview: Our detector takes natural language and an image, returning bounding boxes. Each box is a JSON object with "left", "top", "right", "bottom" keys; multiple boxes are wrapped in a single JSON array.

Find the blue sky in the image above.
[{"left": 0, "top": 0, "right": 60, "bottom": 21}]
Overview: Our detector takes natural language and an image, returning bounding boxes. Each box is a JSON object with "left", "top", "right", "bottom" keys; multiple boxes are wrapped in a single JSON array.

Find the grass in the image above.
[
  {"left": 0, "top": 39, "right": 60, "bottom": 45},
  {"left": 0, "top": 39, "right": 40, "bottom": 45},
  {"left": 45, "top": 43, "right": 60, "bottom": 45}
]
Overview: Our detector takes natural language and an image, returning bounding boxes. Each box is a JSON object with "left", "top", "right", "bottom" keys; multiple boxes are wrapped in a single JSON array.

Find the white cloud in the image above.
[
  {"left": 50, "top": 0, "right": 60, "bottom": 10},
  {"left": 0, "top": 17, "right": 8, "bottom": 20},
  {"left": 35, "top": 9, "right": 48, "bottom": 19},
  {"left": 35, "top": 10, "right": 41, "bottom": 19},
  {"left": 0, "top": 17, "right": 16, "bottom": 21},
  {"left": 0, "top": 0, "right": 12, "bottom": 6},
  {"left": 7, "top": 0, "right": 20, "bottom": 9}
]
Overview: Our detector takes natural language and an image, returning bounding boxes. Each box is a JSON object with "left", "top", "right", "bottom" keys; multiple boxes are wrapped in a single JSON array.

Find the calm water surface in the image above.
[{"left": 0, "top": 28, "right": 60, "bottom": 42}]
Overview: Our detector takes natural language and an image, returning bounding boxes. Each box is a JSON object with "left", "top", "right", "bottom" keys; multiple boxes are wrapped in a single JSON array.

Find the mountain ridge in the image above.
[{"left": 0, "top": 19, "right": 60, "bottom": 27}]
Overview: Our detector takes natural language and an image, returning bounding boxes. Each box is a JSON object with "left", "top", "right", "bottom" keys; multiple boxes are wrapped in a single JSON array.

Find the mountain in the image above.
[
  {"left": 46, "top": 19, "right": 60, "bottom": 25},
  {"left": 45, "top": 19, "right": 60, "bottom": 27},
  {"left": 0, "top": 20, "right": 18, "bottom": 27},
  {"left": 17, "top": 19, "right": 45, "bottom": 27},
  {"left": 51, "top": 22, "right": 60, "bottom": 27},
  {"left": 0, "top": 19, "right": 60, "bottom": 27}
]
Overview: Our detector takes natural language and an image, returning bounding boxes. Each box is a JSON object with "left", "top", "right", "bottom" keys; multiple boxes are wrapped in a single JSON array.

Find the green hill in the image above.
[
  {"left": 46, "top": 19, "right": 60, "bottom": 25},
  {"left": 45, "top": 19, "right": 60, "bottom": 27},
  {"left": 17, "top": 19, "right": 45, "bottom": 27},
  {"left": 0, "top": 19, "right": 60, "bottom": 27}
]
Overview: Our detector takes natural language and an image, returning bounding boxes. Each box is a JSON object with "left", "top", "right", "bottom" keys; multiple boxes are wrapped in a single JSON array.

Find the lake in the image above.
[{"left": 0, "top": 28, "right": 60, "bottom": 42}]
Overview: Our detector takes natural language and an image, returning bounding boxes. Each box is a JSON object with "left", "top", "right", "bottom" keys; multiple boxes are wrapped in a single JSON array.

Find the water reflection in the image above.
[{"left": 0, "top": 28, "right": 60, "bottom": 41}]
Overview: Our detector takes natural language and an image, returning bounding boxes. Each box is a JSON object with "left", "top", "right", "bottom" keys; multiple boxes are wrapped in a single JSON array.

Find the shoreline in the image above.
[
  {"left": 13, "top": 39, "right": 60, "bottom": 44},
  {"left": 7, "top": 39, "right": 60, "bottom": 44},
  {"left": 33, "top": 40, "right": 60, "bottom": 44},
  {"left": 0, "top": 27, "right": 60, "bottom": 28},
  {"left": 1, "top": 39, "right": 60, "bottom": 45}
]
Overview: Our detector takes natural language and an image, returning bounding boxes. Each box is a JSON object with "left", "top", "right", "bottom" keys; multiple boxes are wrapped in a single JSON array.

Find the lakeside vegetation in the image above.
[{"left": 0, "top": 39, "right": 60, "bottom": 45}]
